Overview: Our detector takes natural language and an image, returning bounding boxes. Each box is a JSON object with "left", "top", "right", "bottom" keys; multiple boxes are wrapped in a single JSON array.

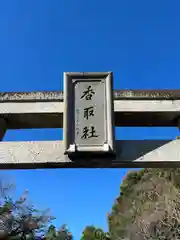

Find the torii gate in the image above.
[{"left": 0, "top": 72, "right": 180, "bottom": 169}]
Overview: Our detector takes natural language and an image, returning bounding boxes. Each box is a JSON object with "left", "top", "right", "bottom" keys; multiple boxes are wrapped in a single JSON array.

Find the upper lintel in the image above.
[
  {"left": 0, "top": 90, "right": 180, "bottom": 129},
  {"left": 1, "top": 89, "right": 180, "bottom": 103}
]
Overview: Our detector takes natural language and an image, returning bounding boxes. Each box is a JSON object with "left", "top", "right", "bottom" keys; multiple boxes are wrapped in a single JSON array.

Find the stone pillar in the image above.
[{"left": 0, "top": 118, "right": 7, "bottom": 141}]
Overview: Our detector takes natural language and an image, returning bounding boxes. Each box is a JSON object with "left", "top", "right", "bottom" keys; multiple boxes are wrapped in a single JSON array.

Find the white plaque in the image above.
[{"left": 63, "top": 72, "right": 115, "bottom": 155}]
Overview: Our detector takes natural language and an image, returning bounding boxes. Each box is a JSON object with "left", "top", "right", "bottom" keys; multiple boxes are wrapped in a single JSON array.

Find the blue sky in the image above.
[{"left": 0, "top": 0, "right": 180, "bottom": 239}]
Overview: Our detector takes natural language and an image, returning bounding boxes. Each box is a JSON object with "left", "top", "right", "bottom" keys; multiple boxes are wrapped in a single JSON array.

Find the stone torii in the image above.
[{"left": 0, "top": 72, "right": 180, "bottom": 169}]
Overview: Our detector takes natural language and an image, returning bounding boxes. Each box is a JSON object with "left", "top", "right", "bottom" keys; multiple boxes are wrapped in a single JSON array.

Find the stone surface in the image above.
[
  {"left": 0, "top": 140, "right": 179, "bottom": 169},
  {"left": 0, "top": 89, "right": 180, "bottom": 168},
  {"left": 1, "top": 89, "right": 180, "bottom": 102},
  {"left": 0, "top": 98, "right": 179, "bottom": 129}
]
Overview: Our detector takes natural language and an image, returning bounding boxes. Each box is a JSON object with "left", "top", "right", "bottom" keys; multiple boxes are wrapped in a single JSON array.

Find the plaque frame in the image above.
[{"left": 63, "top": 72, "right": 115, "bottom": 155}]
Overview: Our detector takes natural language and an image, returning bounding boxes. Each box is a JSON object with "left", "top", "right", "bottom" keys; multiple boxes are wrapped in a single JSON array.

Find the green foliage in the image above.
[
  {"left": 5, "top": 168, "right": 180, "bottom": 239},
  {"left": 81, "top": 226, "right": 110, "bottom": 240},
  {"left": 0, "top": 178, "right": 72, "bottom": 240},
  {"left": 45, "top": 225, "right": 57, "bottom": 240},
  {"left": 119, "top": 169, "right": 145, "bottom": 197},
  {"left": 55, "top": 224, "right": 73, "bottom": 240},
  {"left": 108, "top": 168, "right": 180, "bottom": 240}
]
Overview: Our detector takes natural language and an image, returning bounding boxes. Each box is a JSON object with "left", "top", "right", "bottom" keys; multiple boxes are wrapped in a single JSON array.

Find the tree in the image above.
[
  {"left": 44, "top": 224, "right": 73, "bottom": 240},
  {"left": 0, "top": 190, "right": 56, "bottom": 240},
  {"left": 108, "top": 168, "right": 180, "bottom": 240},
  {"left": 0, "top": 177, "right": 73, "bottom": 240},
  {"left": 81, "top": 226, "right": 110, "bottom": 240}
]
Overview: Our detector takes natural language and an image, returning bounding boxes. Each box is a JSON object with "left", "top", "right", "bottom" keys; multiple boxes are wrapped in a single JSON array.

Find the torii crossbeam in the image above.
[{"left": 0, "top": 73, "right": 180, "bottom": 169}]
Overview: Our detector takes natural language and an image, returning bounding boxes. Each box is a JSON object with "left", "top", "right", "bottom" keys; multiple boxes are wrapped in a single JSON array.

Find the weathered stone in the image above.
[
  {"left": 0, "top": 140, "right": 178, "bottom": 169},
  {"left": 1, "top": 90, "right": 180, "bottom": 103}
]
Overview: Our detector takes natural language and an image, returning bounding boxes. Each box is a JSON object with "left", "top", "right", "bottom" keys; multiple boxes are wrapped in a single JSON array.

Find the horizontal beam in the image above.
[
  {"left": 0, "top": 102, "right": 179, "bottom": 129},
  {"left": 0, "top": 139, "right": 179, "bottom": 169},
  {"left": 1, "top": 90, "right": 180, "bottom": 102},
  {"left": 0, "top": 91, "right": 180, "bottom": 129}
]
